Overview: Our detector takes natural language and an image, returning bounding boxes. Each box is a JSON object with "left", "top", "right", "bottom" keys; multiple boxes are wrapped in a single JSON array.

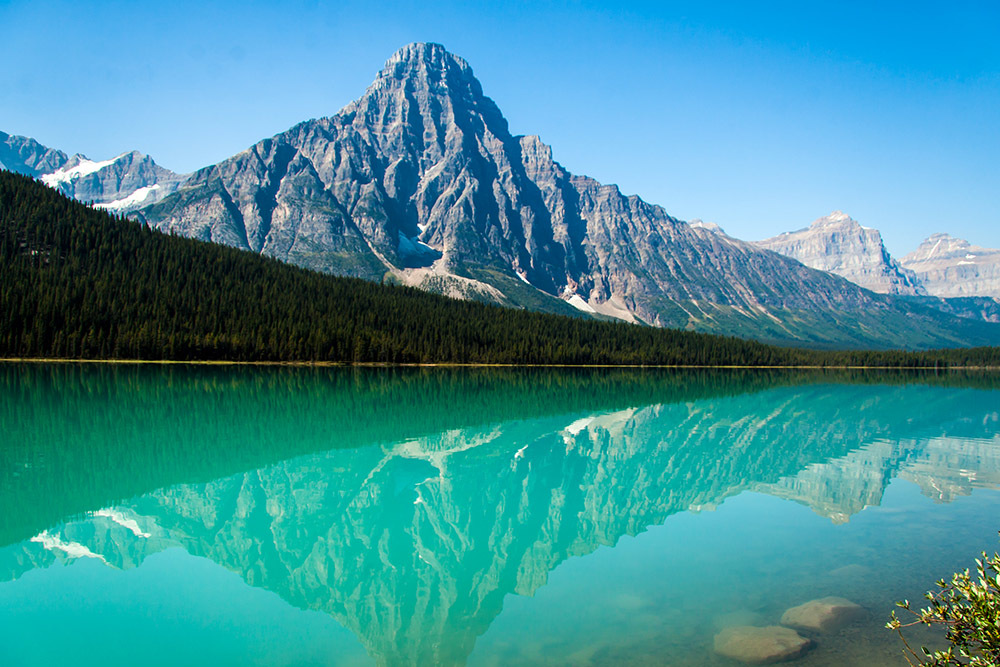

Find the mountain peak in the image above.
[
  {"left": 812, "top": 210, "right": 856, "bottom": 228},
  {"left": 131, "top": 44, "right": 999, "bottom": 346},
  {"left": 351, "top": 42, "right": 490, "bottom": 118},
  {"left": 902, "top": 234, "right": 1000, "bottom": 298},
  {"left": 688, "top": 219, "right": 726, "bottom": 235},
  {"left": 376, "top": 42, "right": 475, "bottom": 83},
  {"left": 908, "top": 233, "right": 970, "bottom": 261},
  {"left": 386, "top": 42, "right": 467, "bottom": 67},
  {"left": 756, "top": 212, "right": 924, "bottom": 295}
]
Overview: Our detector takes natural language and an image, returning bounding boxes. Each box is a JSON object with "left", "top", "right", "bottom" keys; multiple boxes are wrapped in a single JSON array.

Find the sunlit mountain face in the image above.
[{"left": 2, "top": 365, "right": 999, "bottom": 665}]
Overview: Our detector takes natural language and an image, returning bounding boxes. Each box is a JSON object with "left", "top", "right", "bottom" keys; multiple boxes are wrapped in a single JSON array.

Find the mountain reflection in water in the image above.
[{"left": 1, "top": 365, "right": 999, "bottom": 665}]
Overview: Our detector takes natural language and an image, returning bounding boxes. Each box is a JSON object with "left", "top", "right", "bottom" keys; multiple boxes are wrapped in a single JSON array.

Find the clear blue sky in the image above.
[{"left": 2, "top": 0, "right": 997, "bottom": 255}]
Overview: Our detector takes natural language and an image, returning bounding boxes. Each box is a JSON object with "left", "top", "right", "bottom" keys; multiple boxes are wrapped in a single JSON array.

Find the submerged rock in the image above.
[
  {"left": 713, "top": 625, "right": 813, "bottom": 664},
  {"left": 780, "top": 596, "right": 866, "bottom": 633},
  {"left": 713, "top": 609, "right": 765, "bottom": 631},
  {"left": 827, "top": 563, "right": 872, "bottom": 579}
]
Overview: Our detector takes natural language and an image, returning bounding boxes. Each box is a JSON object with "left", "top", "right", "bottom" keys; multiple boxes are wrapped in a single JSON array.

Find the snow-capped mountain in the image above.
[{"left": 1, "top": 131, "right": 187, "bottom": 212}]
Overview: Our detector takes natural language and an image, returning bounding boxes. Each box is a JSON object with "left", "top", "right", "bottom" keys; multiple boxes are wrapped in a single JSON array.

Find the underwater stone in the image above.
[
  {"left": 713, "top": 625, "right": 813, "bottom": 664},
  {"left": 780, "top": 596, "right": 866, "bottom": 633}
]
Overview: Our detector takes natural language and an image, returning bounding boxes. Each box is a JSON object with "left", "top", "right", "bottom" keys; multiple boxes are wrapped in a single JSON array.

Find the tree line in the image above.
[{"left": 1, "top": 170, "right": 998, "bottom": 368}]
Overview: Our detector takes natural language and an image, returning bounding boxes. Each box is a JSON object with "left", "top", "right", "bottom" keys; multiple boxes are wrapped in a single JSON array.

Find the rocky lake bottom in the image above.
[{"left": 1, "top": 365, "right": 998, "bottom": 665}]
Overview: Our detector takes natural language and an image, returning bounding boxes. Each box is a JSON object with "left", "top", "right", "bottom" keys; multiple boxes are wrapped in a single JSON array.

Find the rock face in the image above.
[
  {"left": 900, "top": 234, "right": 1000, "bottom": 298},
  {"left": 780, "top": 597, "right": 866, "bottom": 633},
  {"left": 0, "top": 131, "right": 69, "bottom": 176},
  {"left": 40, "top": 150, "right": 187, "bottom": 211},
  {"left": 713, "top": 626, "right": 813, "bottom": 664},
  {"left": 0, "top": 131, "right": 187, "bottom": 212},
  {"left": 132, "top": 42, "right": 1000, "bottom": 350},
  {"left": 755, "top": 211, "right": 924, "bottom": 296}
]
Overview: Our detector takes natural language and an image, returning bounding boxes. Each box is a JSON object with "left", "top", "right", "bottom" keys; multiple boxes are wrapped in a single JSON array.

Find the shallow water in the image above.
[{"left": 1, "top": 365, "right": 998, "bottom": 665}]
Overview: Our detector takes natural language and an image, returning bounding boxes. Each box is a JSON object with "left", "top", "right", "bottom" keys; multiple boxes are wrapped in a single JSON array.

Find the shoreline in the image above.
[{"left": 1, "top": 358, "right": 997, "bottom": 371}]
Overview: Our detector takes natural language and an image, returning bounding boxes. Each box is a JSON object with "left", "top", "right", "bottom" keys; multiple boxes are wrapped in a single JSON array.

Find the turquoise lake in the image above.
[{"left": 1, "top": 364, "right": 999, "bottom": 665}]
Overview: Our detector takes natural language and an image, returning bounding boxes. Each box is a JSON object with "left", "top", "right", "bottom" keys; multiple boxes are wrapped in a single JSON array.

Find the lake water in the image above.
[{"left": 1, "top": 364, "right": 999, "bottom": 666}]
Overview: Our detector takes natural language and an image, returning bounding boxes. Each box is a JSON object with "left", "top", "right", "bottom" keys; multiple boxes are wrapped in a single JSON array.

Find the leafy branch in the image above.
[{"left": 887, "top": 533, "right": 1000, "bottom": 666}]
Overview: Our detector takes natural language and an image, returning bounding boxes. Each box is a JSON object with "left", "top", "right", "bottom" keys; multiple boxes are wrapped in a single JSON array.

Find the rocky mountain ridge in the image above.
[
  {"left": 756, "top": 213, "right": 1000, "bottom": 320},
  {"left": 901, "top": 233, "right": 1000, "bottom": 298},
  {"left": 0, "top": 131, "right": 68, "bottom": 176},
  {"left": 5, "top": 45, "right": 999, "bottom": 348},
  {"left": 754, "top": 211, "right": 924, "bottom": 296},
  {"left": 126, "top": 43, "right": 999, "bottom": 349},
  {"left": 0, "top": 131, "right": 187, "bottom": 211}
]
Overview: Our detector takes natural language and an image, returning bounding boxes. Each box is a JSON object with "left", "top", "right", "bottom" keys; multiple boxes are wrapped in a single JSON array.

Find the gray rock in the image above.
[
  {"left": 901, "top": 233, "right": 1000, "bottom": 298},
  {"left": 713, "top": 609, "right": 766, "bottom": 630},
  {"left": 0, "top": 131, "right": 70, "bottom": 177},
  {"left": 755, "top": 211, "right": 925, "bottom": 296},
  {"left": 713, "top": 625, "right": 813, "bottom": 664},
  {"left": 781, "top": 596, "right": 866, "bottom": 633}
]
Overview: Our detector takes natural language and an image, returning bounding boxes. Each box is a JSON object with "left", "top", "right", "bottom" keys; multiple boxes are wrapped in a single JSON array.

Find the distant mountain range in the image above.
[
  {"left": 755, "top": 211, "right": 1000, "bottom": 323},
  {"left": 3, "top": 43, "right": 999, "bottom": 348},
  {"left": 0, "top": 130, "right": 186, "bottom": 210},
  {"left": 901, "top": 233, "right": 1000, "bottom": 298},
  {"left": 756, "top": 211, "right": 1000, "bottom": 300},
  {"left": 755, "top": 211, "right": 925, "bottom": 296}
]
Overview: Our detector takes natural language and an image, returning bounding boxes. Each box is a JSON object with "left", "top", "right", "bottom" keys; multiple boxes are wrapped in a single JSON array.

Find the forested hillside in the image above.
[{"left": 1, "top": 171, "right": 998, "bottom": 367}]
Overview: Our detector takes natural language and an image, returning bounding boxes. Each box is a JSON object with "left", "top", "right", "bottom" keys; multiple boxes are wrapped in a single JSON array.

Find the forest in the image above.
[{"left": 2, "top": 170, "right": 998, "bottom": 368}]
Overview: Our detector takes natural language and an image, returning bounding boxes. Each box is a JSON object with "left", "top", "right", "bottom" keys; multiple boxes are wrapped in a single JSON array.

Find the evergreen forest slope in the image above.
[{"left": 2, "top": 171, "right": 998, "bottom": 368}]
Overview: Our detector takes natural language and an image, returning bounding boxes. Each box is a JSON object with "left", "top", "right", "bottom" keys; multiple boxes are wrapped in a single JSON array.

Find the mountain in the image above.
[
  {"left": 756, "top": 214, "right": 1000, "bottom": 324},
  {"left": 40, "top": 150, "right": 187, "bottom": 211},
  {"left": 754, "top": 211, "right": 924, "bottom": 296},
  {"left": 23, "top": 168, "right": 967, "bottom": 367},
  {"left": 0, "top": 131, "right": 69, "bottom": 176},
  {"left": 688, "top": 219, "right": 726, "bottom": 234},
  {"left": 133, "top": 43, "right": 1000, "bottom": 350},
  {"left": 900, "top": 233, "right": 1000, "bottom": 299},
  {"left": 0, "top": 131, "right": 186, "bottom": 211}
]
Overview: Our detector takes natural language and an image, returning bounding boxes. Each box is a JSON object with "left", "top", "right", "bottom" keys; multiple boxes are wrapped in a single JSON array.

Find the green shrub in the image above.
[{"left": 887, "top": 533, "right": 1000, "bottom": 666}]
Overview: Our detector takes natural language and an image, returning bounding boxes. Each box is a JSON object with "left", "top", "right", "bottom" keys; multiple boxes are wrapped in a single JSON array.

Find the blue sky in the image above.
[{"left": 1, "top": 0, "right": 997, "bottom": 255}]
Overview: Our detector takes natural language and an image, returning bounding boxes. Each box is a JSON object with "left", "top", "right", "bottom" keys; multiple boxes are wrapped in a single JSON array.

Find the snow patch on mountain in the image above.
[
  {"left": 92, "top": 508, "right": 151, "bottom": 538},
  {"left": 95, "top": 184, "right": 161, "bottom": 211},
  {"left": 41, "top": 156, "right": 120, "bottom": 186}
]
